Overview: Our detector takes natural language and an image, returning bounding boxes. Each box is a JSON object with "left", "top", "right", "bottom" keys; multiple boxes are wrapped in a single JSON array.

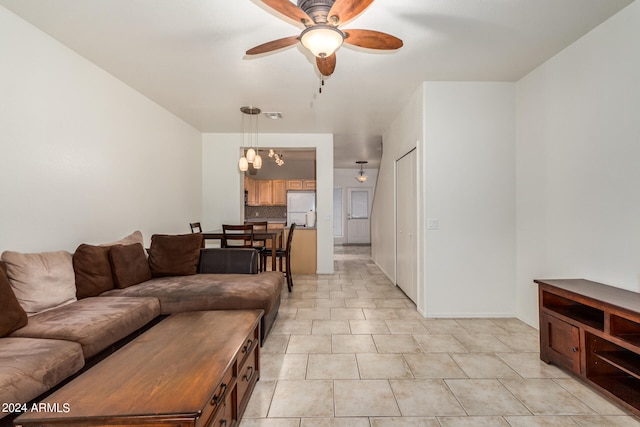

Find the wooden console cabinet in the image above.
[{"left": 537, "top": 279, "right": 640, "bottom": 415}]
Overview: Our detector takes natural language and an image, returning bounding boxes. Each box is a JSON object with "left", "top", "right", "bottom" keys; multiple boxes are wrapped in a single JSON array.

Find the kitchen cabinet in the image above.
[
  {"left": 257, "top": 180, "right": 273, "bottom": 206},
  {"left": 272, "top": 180, "right": 287, "bottom": 206},
  {"left": 286, "top": 179, "right": 315, "bottom": 191},
  {"left": 244, "top": 176, "right": 257, "bottom": 206},
  {"left": 302, "top": 180, "right": 316, "bottom": 190},
  {"left": 288, "top": 227, "right": 316, "bottom": 274}
]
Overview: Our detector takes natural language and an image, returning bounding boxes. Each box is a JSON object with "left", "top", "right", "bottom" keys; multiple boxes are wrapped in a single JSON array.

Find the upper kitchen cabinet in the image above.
[
  {"left": 272, "top": 180, "right": 287, "bottom": 205},
  {"left": 245, "top": 177, "right": 287, "bottom": 206},
  {"left": 287, "top": 180, "right": 316, "bottom": 191}
]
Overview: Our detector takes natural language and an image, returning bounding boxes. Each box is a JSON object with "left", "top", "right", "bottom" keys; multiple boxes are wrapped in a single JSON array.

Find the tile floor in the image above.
[{"left": 241, "top": 245, "right": 640, "bottom": 426}]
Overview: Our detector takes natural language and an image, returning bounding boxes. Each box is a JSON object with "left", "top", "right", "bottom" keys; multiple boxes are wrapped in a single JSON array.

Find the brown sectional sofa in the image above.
[{"left": 0, "top": 231, "right": 284, "bottom": 424}]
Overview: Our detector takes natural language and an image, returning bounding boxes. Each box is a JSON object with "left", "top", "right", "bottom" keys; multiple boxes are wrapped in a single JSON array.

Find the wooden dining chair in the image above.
[
  {"left": 189, "top": 222, "right": 202, "bottom": 233},
  {"left": 245, "top": 221, "right": 268, "bottom": 271},
  {"left": 221, "top": 224, "right": 254, "bottom": 248},
  {"left": 261, "top": 223, "right": 295, "bottom": 292}
]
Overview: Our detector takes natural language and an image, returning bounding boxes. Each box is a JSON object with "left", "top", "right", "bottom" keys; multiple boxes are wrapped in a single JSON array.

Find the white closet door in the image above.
[{"left": 396, "top": 149, "right": 418, "bottom": 303}]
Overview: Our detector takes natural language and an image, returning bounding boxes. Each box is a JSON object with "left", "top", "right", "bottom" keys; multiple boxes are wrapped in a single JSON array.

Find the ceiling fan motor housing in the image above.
[{"left": 298, "top": 0, "right": 335, "bottom": 24}]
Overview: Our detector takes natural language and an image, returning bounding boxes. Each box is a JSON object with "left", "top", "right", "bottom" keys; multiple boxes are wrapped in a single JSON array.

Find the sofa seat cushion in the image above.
[
  {"left": 101, "top": 272, "right": 283, "bottom": 316},
  {"left": 10, "top": 297, "right": 160, "bottom": 358},
  {"left": 0, "top": 337, "right": 84, "bottom": 414}
]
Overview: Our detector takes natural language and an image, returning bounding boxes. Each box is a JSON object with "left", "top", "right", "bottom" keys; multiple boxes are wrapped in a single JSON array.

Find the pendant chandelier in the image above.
[
  {"left": 238, "top": 106, "right": 262, "bottom": 172},
  {"left": 355, "top": 160, "right": 368, "bottom": 183}
]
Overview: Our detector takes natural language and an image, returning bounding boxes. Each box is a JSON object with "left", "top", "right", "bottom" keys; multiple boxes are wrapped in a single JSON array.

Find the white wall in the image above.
[
  {"left": 373, "top": 85, "right": 424, "bottom": 288},
  {"left": 333, "top": 168, "right": 378, "bottom": 245},
  {"left": 202, "top": 133, "right": 334, "bottom": 274},
  {"left": 516, "top": 1, "right": 640, "bottom": 326},
  {"left": 373, "top": 82, "right": 516, "bottom": 318},
  {"left": 423, "top": 82, "right": 516, "bottom": 318},
  {"left": 0, "top": 7, "right": 202, "bottom": 252}
]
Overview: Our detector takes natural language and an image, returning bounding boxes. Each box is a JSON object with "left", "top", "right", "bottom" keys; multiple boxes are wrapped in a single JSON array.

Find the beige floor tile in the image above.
[
  {"left": 385, "top": 319, "right": 429, "bottom": 334},
  {"left": 363, "top": 308, "right": 400, "bottom": 320},
  {"left": 262, "top": 334, "right": 290, "bottom": 354},
  {"left": 500, "top": 378, "right": 596, "bottom": 415},
  {"left": 287, "top": 335, "right": 332, "bottom": 354},
  {"left": 503, "top": 415, "right": 581, "bottom": 426},
  {"left": 314, "top": 299, "right": 346, "bottom": 308},
  {"left": 296, "top": 308, "right": 332, "bottom": 320},
  {"left": 349, "top": 320, "right": 391, "bottom": 334},
  {"left": 370, "top": 417, "right": 440, "bottom": 426},
  {"left": 456, "top": 319, "right": 509, "bottom": 334},
  {"left": 375, "top": 299, "right": 412, "bottom": 309},
  {"left": 306, "top": 353, "right": 360, "bottom": 379},
  {"left": 390, "top": 379, "right": 466, "bottom": 416},
  {"left": 493, "top": 332, "right": 540, "bottom": 352},
  {"left": 260, "top": 354, "right": 308, "bottom": 380},
  {"left": 496, "top": 352, "right": 571, "bottom": 379},
  {"left": 451, "top": 353, "right": 520, "bottom": 378},
  {"left": 334, "top": 380, "right": 401, "bottom": 416},
  {"left": 395, "top": 308, "right": 425, "bottom": 320},
  {"left": 301, "top": 417, "right": 370, "bottom": 427},
  {"left": 414, "top": 334, "right": 468, "bottom": 353},
  {"left": 404, "top": 353, "right": 467, "bottom": 379},
  {"left": 272, "top": 319, "right": 313, "bottom": 335},
  {"left": 490, "top": 318, "right": 538, "bottom": 334},
  {"left": 437, "top": 416, "right": 511, "bottom": 426},
  {"left": 330, "top": 307, "right": 365, "bottom": 320},
  {"left": 373, "top": 334, "right": 422, "bottom": 353},
  {"left": 240, "top": 418, "right": 301, "bottom": 427},
  {"left": 332, "top": 334, "right": 377, "bottom": 353},
  {"left": 344, "top": 298, "right": 378, "bottom": 308},
  {"left": 445, "top": 379, "right": 530, "bottom": 415},
  {"left": 453, "top": 333, "right": 513, "bottom": 353},
  {"left": 242, "top": 380, "right": 277, "bottom": 418},
  {"left": 421, "top": 319, "right": 467, "bottom": 335},
  {"left": 356, "top": 353, "right": 414, "bottom": 379},
  {"left": 281, "top": 299, "right": 315, "bottom": 308},
  {"left": 330, "top": 290, "right": 359, "bottom": 299},
  {"left": 554, "top": 378, "right": 627, "bottom": 415},
  {"left": 311, "top": 320, "right": 351, "bottom": 335},
  {"left": 269, "top": 380, "right": 334, "bottom": 418}
]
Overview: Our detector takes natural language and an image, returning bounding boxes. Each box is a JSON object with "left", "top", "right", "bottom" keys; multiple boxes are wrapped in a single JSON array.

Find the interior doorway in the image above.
[
  {"left": 395, "top": 149, "right": 418, "bottom": 303},
  {"left": 347, "top": 187, "right": 371, "bottom": 244}
]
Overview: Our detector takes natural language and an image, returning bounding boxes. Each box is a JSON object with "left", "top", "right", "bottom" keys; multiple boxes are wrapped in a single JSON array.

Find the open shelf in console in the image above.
[
  {"left": 610, "top": 315, "right": 640, "bottom": 348},
  {"left": 586, "top": 332, "right": 640, "bottom": 409},
  {"left": 542, "top": 291, "right": 604, "bottom": 331}
]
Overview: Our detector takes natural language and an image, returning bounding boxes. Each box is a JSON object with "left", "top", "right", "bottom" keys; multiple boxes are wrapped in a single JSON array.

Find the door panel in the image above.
[
  {"left": 396, "top": 149, "right": 417, "bottom": 303},
  {"left": 347, "top": 188, "right": 371, "bottom": 244}
]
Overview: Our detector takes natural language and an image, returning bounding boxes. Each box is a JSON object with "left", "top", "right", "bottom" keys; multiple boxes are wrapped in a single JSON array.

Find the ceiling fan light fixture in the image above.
[{"left": 300, "top": 25, "right": 344, "bottom": 58}]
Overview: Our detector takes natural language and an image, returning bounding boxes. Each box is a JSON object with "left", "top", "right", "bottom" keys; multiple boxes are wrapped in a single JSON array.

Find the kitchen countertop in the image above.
[{"left": 245, "top": 218, "right": 286, "bottom": 223}]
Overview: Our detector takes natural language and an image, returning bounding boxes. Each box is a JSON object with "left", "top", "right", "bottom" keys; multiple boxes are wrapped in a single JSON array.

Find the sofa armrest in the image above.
[{"left": 197, "top": 248, "right": 258, "bottom": 274}]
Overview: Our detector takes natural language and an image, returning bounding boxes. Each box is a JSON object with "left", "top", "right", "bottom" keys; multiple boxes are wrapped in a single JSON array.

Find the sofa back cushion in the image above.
[
  {"left": 98, "top": 230, "right": 144, "bottom": 248},
  {"left": 148, "top": 233, "right": 203, "bottom": 277},
  {"left": 73, "top": 244, "right": 115, "bottom": 298},
  {"left": 1, "top": 251, "right": 77, "bottom": 315},
  {"left": 0, "top": 267, "right": 28, "bottom": 336},
  {"left": 109, "top": 243, "right": 152, "bottom": 288}
]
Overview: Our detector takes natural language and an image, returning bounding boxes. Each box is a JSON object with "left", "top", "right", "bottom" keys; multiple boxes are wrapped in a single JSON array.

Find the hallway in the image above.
[{"left": 241, "top": 246, "right": 638, "bottom": 426}]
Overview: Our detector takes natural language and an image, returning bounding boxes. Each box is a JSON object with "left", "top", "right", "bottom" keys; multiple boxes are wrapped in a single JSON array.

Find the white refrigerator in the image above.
[{"left": 287, "top": 191, "right": 316, "bottom": 226}]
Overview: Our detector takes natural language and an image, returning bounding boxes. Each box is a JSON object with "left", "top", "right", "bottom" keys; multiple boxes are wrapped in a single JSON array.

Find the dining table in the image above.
[{"left": 202, "top": 227, "right": 284, "bottom": 271}]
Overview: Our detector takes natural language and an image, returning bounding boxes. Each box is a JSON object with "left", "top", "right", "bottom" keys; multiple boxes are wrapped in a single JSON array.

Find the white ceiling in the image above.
[{"left": 1, "top": 0, "right": 633, "bottom": 168}]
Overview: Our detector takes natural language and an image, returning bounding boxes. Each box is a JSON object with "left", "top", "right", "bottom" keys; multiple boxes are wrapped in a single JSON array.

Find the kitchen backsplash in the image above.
[{"left": 245, "top": 206, "right": 286, "bottom": 219}]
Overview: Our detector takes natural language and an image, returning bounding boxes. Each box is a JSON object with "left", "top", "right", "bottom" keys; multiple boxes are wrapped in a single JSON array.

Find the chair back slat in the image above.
[
  {"left": 222, "top": 224, "right": 254, "bottom": 248},
  {"left": 189, "top": 222, "right": 202, "bottom": 233}
]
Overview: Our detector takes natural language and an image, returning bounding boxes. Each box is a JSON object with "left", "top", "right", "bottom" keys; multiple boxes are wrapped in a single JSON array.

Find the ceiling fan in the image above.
[{"left": 246, "top": 0, "right": 403, "bottom": 77}]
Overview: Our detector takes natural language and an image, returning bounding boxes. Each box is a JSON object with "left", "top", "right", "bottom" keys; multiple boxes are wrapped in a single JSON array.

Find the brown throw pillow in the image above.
[
  {"left": 148, "top": 233, "right": 203, "bottom": 277},
  {"left": 73, "top": 244, "right": 115, "bottom": 298},
  {"left": 0, "top": 267, "right": 28, "bottom": 336},
  {"left": 109, "top": 243, "right": 152, "bottom": 289}
]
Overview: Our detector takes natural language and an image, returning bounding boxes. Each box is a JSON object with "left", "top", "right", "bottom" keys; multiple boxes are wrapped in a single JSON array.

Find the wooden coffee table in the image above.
[{"left": 15, "top": 310, "right": 262, "bottom": 427}]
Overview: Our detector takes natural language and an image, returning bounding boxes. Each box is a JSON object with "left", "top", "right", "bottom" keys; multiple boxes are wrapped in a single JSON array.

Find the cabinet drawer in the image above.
[
  {"left": 239, "top": 326, "right": 259, "bottom": 365},
  {"left": 237, "top": 343, "right": 259, "bottom": 408},
  {"left": 541, "top": 312, "right": 581, "bottom": 374},
  {"left": 206, "top": 387, "right": 235, "bottom": 427},
  {"left": 209, "top": 367, "right": 234, "bottom": 413}
]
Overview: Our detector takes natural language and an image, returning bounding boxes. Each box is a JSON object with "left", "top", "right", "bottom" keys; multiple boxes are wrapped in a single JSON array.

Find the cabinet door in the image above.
[
  {"left": 540, "top": 312, "right": 581, "bottom": 374},
  {"left": 302, "top": 180, "right": 316, "bottom": 190},
  {"left": 245, "top": 177, "right": 258, "bottom": 206},
  {"left": 257, "top": 180, "right": 273, "bottom": 205},
  {"left": 272, "top": 180, "right": 287, "bottom": 206},
  {"left": 287, "top": 180, "right": 303, "bottom": 190}
]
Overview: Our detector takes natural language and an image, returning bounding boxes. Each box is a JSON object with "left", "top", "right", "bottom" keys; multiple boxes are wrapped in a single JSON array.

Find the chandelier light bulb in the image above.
[
  {"left": 238, "top": 156, "right": 249, "bottom": 172},
  {"left": 246, "top": 148, "right": 256, "bottom": 163},
  {"left": 253, "top": 153, "right": 263, "bottom": 169}
]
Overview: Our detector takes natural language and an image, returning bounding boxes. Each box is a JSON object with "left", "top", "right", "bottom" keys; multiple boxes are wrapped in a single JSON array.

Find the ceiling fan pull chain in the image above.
[{"left": 319, "top": 76, "right": 325, "bottom": 94}]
